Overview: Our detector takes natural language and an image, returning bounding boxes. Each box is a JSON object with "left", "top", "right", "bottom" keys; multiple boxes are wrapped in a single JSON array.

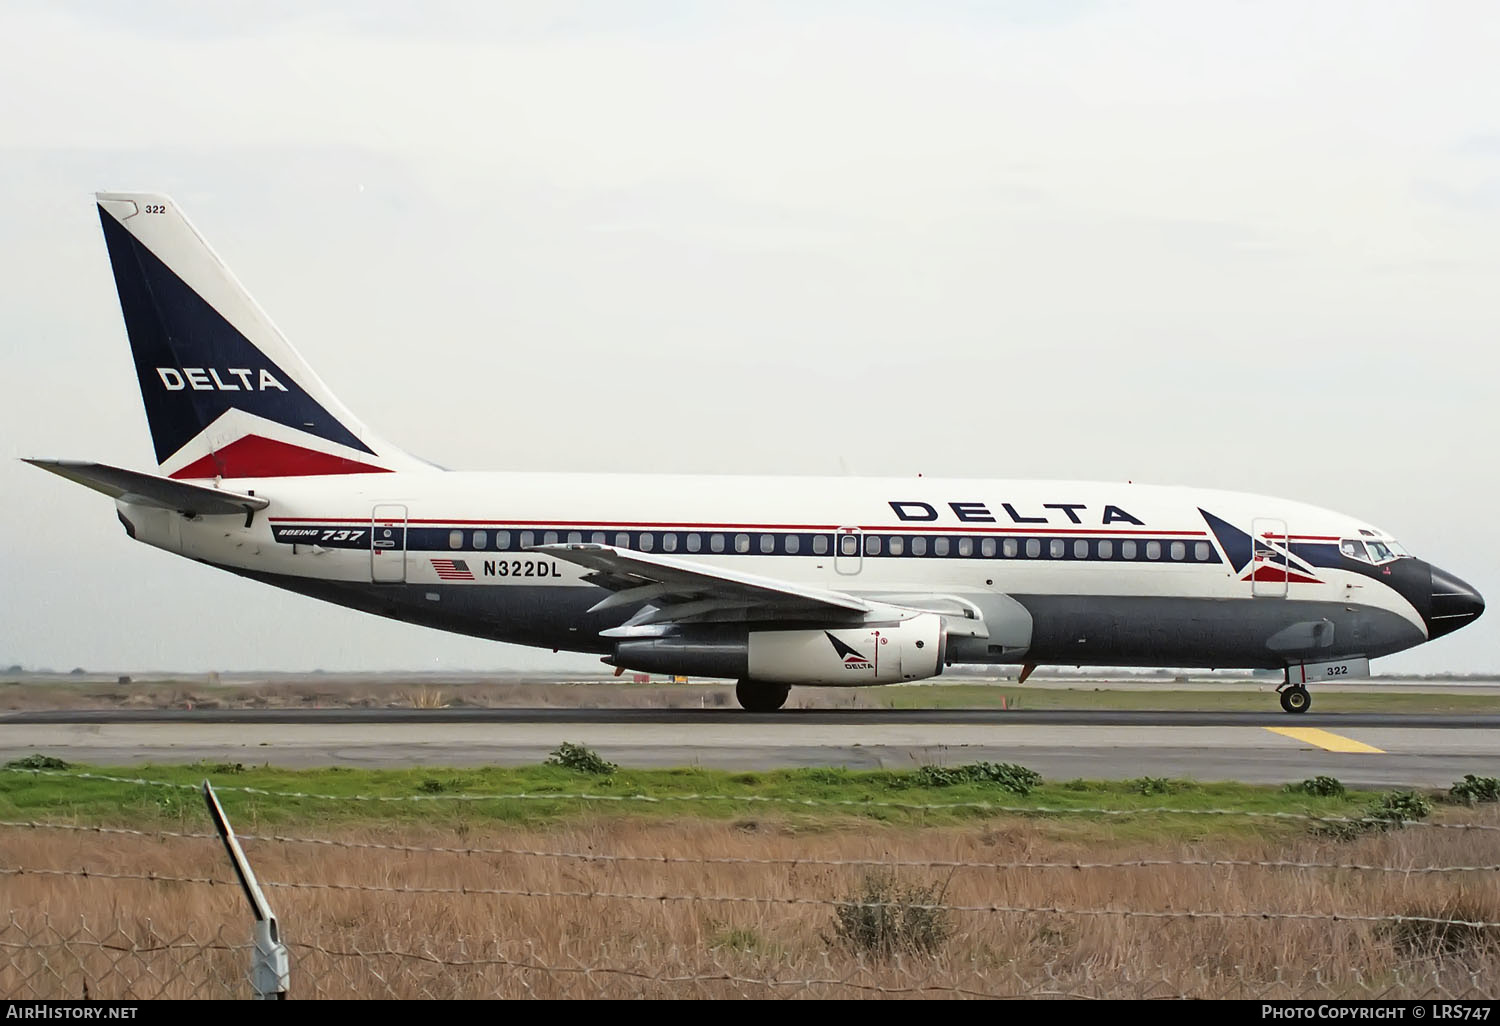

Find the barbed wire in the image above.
[
  {"left": 0, "top": 866, "right": 227, "bottom": 887},
  {"left": 2, "top": 819, "right": 1495, "bottom": 875},
  {"left": 5, "top": 768, "right": 1495, "bottom": 829},
  {"left": 6, "top": 865, "right": 1498, "bottom": 928},
  {"left": 0, "top": 937, "right": 243, "bottom": 955}
]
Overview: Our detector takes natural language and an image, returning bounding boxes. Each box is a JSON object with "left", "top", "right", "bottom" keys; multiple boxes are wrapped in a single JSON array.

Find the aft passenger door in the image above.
[{"left": 371, "top": 504, "right": 408, "bottom": 583}]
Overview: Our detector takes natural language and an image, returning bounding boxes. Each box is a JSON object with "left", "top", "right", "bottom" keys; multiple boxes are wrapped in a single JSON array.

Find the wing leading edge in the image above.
[{"left": 528, "top": 542, "right": 872, "bottom": 632}]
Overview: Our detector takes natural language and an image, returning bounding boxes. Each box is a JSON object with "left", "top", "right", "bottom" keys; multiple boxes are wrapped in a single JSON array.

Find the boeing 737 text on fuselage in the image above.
[{"left": 26, "top": 193, "right": 1485, "bottom": 712}]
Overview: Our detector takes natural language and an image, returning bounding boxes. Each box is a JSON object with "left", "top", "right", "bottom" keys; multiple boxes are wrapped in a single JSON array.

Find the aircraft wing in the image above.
[
  {"left": 24, "top": 459, "right": 269, "bottom": 517},
  {"left": 527, "top": 542, "right": 872, "bottom": 630}
]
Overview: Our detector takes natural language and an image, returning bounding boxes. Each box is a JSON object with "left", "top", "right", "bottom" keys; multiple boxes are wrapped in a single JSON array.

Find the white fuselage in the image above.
[{"left": 116, "top": 470, "right": 1436, "bottom": 674}]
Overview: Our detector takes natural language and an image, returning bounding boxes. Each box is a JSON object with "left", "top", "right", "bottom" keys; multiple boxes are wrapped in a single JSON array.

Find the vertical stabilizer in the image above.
[{"left": 95, "top": 192, "right": 427, "bottom": 479}]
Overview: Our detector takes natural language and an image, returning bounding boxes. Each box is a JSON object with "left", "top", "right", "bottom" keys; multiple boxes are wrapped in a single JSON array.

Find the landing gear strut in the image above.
[
  {"left": 736, "top": 680, "right": 790, "bottom": 712},
  {"left": 1278, "top": 684, "right": 1311, "bottom": 714}
]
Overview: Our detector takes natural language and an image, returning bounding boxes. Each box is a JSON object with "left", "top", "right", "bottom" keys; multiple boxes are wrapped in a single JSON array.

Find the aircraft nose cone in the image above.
[{"left": 1427, "top": 566, "right": 1485, "bottom": 639}]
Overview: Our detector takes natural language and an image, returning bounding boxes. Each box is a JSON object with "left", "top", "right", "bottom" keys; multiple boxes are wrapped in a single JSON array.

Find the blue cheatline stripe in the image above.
[{"left": 271, "top": 524, "right": 1224, "bottom": 566}]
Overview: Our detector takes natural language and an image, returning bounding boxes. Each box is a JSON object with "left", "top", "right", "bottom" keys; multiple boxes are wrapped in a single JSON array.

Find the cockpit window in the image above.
[{"left": 1344, "top": 533, "right": 1409, "bottom": 563}]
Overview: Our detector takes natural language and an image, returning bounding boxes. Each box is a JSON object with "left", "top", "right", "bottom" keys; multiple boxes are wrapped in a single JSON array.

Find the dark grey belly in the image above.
[
  {"left": 219, "top": 566, "right": 1427, "bottom": 670},
  {"left": 1009, "top": 595, "right": 1424, "bottom": 668}
]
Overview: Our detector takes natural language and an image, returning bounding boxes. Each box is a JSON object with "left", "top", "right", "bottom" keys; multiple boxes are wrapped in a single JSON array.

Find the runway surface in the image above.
[{"left": 2, "top": 709, "right": 1495, "bottom": 787}]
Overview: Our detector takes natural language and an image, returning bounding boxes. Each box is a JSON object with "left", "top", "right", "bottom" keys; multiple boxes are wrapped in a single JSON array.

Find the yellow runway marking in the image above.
[{"left": 1266, "top": 727, "right": 1384, "bottom": 754}]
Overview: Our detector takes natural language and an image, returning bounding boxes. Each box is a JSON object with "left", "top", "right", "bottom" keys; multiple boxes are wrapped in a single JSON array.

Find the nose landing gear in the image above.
[{"left": 1277, "top": 681, "right": 1311, "bottom": 714}]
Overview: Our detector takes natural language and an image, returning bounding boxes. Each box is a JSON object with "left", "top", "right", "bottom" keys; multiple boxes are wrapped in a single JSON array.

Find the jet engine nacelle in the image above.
[
  {"left": 608, "top": 613, "right": 948, "bottom": 685},
  {"left": 748, "top": 613, "right": 946, "bottom": 685}
]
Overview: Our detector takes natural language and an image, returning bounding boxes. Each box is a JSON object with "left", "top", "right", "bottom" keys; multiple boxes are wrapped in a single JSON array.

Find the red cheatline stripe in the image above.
[
  {"left": 268, "top": 516, "right": 1204, "bottom": 537},
  {"left": 271, "top": 518, "right": 841, "bottom": 528},
  {"left": 859, "top": 526, "right": 1206, "bottom": 536}
]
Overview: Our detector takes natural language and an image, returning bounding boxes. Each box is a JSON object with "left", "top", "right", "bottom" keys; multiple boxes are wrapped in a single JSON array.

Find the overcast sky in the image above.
[{"left": 2, "top": 1, "right": 1496, "bottom": 675}]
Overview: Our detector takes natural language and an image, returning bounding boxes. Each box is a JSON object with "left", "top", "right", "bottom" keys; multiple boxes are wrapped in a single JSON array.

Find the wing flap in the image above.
[{"left": 25, "top": 459, "right": 269, "bottom": 517}]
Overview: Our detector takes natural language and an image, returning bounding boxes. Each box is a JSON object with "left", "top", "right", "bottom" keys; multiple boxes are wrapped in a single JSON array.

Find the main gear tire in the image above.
[{"left": 736, "top": 680, "right": 791, "bottom": 712}]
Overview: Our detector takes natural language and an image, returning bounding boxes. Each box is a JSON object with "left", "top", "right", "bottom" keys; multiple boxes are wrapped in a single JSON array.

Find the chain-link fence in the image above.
[
  {"left": 0, "top": 916, "right": 249, "bottom": 1000},
  {"left": 4, "top": 914, "right": 1496, "bottom": 1000},
  {"left": 3, "top": 771, "right": 1497, "bottom": 999}
]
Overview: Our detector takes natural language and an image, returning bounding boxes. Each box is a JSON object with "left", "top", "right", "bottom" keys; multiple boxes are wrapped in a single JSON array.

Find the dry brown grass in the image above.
[
  {"left": 3, "top": 811, "right": 1497, "bottom": 999},
  {"left": 396, "top": 687, "right": 449, "bottom": 710}
]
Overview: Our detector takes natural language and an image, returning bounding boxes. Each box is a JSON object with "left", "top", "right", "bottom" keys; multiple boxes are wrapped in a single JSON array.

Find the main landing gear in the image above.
[
  {"left": 1277, "top": 683, "right": 1311, "bottom": 714},
  {"left": 736, "top": 680, "right": 791, "bottom": 712}
]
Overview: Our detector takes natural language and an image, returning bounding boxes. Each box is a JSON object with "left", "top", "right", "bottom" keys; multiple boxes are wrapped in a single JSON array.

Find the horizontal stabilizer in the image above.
[{"left": 24, "top": 459, "right": 269, "bottom": 517}]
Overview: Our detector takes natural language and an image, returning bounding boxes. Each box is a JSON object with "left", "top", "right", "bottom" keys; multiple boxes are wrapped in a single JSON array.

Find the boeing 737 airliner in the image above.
[{"left": 26, "top": 193, "right": 1485, "bottom": 712}]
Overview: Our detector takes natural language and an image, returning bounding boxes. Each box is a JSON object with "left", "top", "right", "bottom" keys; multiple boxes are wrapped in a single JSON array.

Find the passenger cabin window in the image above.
[
  {"left": 520, "top": 530, "right": 535, "bottom": 548},
  {"left": 760, "top": 534, "right": 775, "bottom": 554},
  {"left": 736, "top": 534, "right": 751, "bottom": 553},
  {"left": 1025, "top": 539, "right": 1041, "bottom": 558},
  {"left": 1003, "top": 538, "right": 1018, "bottom": 558},
  {"left": 839, "top": 534, "right": 859, "bottom": 556},
  {"left": 1049, "top": 539, "right": 1065, "bottom": 559},
  {"left": 687, "top": 533, "right": 702, "bottom": 552},
  {"left": 1098, "top": 539, "right": 1113, "bottom": 559},
  {"left": 1195, "top": 542, "right": 1211, "bottom": 561},
  {"left": 1121, "top": 540, "right": 1137, "bottom": 559},
  {"left": 1146, "top": 541, "right": 1161, "bottom": 560},
  {"left": 1170, "top": 541, "right": 1186, "bottom": 561},
  {"left": 711, "top": 534, "right": 725, "bottom": 553},
  {"left": 786, "top": 535, "right": 800, "bottom": 554},
  {"left": 889, "top": 536, "right": 904, "bottom": 556},
  {"left": 866, "top": 535, "right": 882, "bottom": 555},
  {"left": 449, "top": 530, "right": 463, "bottom": 550},
  {"left": 958, "top": 537, "right": 973, "bottom": 557},
  {"left": 934, "top": 537, "right": 950, "bottom": 557},
  {"left": 1074, "top": 540, "right": 1088, "bottom": 559},
  {"left": 812, "top": 535, "right": 828, "bottom": 555},
  {"left": 639, "top": 533, "right": 654, "bottom": 552},
  {"left": 615, "top": 532, "right": 629, "bottom": 548},
  {"left": 663, "top": 533, "right": 678, "bottom": 552},
  {"left": 591, "top": 532, "right": 605, "bottom": 545},
  {"left": 912, "top": 536, "right": 928, "bottom": 556},
  {"left": 567, "top": 531, "right": 582, "bottom": 544},
  {"left": 474, "top": 530, "right": 487, "bottom": 549},
  {"left": 497, "top": 530, "right": 511, "bottom": 550},
  {"left": 981, "top": 538, "right": 995, "bottom": 557},
  {"left": 544, "top": 531, "right": 558, "bottom": 545}
]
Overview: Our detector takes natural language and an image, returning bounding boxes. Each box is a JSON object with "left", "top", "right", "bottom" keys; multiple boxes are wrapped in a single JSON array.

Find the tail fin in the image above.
[{"left": 95, "top": 192, "right": 425, "bottom": 479}]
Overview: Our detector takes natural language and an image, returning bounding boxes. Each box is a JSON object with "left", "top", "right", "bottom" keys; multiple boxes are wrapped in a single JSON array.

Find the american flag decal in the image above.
[{"left": 431, "top": 558, "right": 474, "bottom": 581}]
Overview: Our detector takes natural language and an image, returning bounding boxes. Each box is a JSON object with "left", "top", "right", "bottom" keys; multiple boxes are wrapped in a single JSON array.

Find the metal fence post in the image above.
[{"left": 202, "top": 780, "right": 290, "bottom": 999}]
